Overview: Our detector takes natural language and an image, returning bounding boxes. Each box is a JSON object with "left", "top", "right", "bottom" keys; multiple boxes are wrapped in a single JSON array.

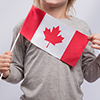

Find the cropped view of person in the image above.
[{"left": 0, "top": 0, "right": 100, "bottom": 100}]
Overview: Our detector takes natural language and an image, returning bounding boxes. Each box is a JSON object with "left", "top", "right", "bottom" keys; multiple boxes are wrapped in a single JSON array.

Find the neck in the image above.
[{"left": 40, "top": 3, "right": 67, "bottom": 19}]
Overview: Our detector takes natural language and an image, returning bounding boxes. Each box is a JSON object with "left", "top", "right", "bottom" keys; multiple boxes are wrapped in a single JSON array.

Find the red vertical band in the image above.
[
  {"left": 19, "top": 5, "right": 46, "bottom": 41},
  {"left": 60, "top": 31, "right": 89, "bottom": 67}
]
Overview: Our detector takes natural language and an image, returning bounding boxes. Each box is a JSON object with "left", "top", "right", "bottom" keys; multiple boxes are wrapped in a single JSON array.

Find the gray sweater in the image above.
[{"left": 5, "top": 16, "right": 100, "bottom": 100}]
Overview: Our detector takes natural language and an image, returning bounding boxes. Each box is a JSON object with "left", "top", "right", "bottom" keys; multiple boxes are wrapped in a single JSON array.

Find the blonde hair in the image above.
[{"left": 33, "top": 0, "right": 76, "bottom": 18}]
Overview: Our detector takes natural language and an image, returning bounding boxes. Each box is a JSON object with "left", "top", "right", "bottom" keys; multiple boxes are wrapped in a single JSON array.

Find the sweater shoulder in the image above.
[
  {"left": 13, "top": 20, "right": 24, "bottom": 37},
  {"left": 70, "top": 16, "right": 92, "bottom": 36},
  {"left": 60, "top": 16, "right": 92, "bottom": 36}
]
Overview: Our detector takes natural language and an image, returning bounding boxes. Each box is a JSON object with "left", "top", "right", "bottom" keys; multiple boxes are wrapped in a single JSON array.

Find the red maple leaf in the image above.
[{"left": 43, "top": 26, "right": 64, "bottom": 48}]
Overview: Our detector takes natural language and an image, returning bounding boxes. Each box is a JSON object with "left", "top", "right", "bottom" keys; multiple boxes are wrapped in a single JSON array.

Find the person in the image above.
[{"left": 0, "top": 0, "right": 100, "bottom": 100}]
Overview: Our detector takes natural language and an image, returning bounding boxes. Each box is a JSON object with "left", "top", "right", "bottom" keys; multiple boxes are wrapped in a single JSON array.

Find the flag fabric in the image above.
[{"left": 19, "top": 5, "right": 89, "bottom": 67}]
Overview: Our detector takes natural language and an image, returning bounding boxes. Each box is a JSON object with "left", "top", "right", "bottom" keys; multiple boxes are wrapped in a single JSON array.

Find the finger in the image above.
[
  {"left": 91, "top": 45, "right": 100, "bottom": 50},
  {"left": 88, "top": 34, "right": 100, "bottom": 41},
  {"left": 0, "top": 63, "right": 10, "bottom": 67},
  {"left": 0, "top": 67, "right": 9, "bottom": 72},
  {"left": 0, "top": 58, "right": 11, "bottom": 63},
  {"left": 0, "top": 54, "right": 11, "bottom": 59},
  {"left": 88, "top": 34, "right": 94, "bottom": 40},
  {"left": 92, "top": 40, "right": 100, "bottom": 46},
  {"left": 4, "top": 51, "right": 12, "bottom": 56}
]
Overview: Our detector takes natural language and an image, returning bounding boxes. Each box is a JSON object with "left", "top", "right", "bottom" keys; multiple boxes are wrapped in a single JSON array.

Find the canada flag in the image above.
[{"left": 19, "top": 5, "right": 89, "bottom": 67}]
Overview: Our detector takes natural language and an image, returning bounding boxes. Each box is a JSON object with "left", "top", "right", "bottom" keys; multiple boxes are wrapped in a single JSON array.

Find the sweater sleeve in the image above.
[
  {"left": 5, "top": 21, "right": 25, "bottom": 84},
  {"left": 82, "top": 25, "right": 100, "bottom": 83}
]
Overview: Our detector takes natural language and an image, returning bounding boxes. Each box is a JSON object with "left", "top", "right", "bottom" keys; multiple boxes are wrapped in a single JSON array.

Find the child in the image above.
[{"left": 0, "top": 0, "right": 100, "bottom": 100}]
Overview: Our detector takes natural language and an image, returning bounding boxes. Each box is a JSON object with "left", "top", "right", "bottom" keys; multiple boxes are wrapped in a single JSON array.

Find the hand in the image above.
[
  {"left": 0, "top": 51, "right": 12, "bottom": 78},
  {"left": 88, "top": 33, "right": 100, "bottom": 50}
]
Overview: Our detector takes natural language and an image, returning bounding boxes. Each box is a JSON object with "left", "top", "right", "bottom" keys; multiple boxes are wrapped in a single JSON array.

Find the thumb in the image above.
[
  {"left": 4, "top": 51, "right": 12, "bottom": 56},
  {"left": 88, "top": 34, "right": 94, "bottom": 41}
]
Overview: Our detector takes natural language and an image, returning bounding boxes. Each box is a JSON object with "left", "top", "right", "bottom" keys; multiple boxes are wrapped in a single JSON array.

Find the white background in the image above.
[{"left": 0, "top": 0, "right": 100, "bottom": 100}]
